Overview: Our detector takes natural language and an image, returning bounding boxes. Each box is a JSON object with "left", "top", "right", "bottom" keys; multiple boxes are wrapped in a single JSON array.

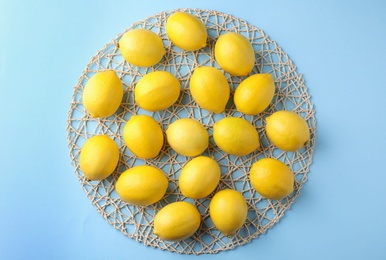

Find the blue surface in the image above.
[{"left": 1, "top": 0, "right": 386, "bottom": 259}]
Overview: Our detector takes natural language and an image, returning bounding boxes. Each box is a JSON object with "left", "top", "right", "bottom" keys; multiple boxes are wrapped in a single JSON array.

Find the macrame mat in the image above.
[{"left": 67, "top": 9, "right": 316, "bottom": 255}]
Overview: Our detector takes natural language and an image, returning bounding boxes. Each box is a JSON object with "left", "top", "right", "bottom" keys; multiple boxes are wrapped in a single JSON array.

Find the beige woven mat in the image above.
[{"left": 67, "top": 8, "right": 316, "bottom": 255}]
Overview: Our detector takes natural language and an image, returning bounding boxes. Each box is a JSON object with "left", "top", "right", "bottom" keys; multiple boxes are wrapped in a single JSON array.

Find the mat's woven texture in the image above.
[{"left": 67, "top": 9, "right": 316, "bottom": 255}]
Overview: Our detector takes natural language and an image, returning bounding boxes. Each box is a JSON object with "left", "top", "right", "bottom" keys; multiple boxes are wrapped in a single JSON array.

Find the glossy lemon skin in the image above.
[
  {"left": 123, "top": 115, "right": 164, "bottom": 159},
  {"left": 115, "top": 165, "right": 168, "bottom": 206},
  {"left": 250, "top": 158, "right": 294, "bottom": 200},
  {"left": 119, "top": 28, "right": 165, "bottom": 67},
  {"left": 266, "top": 110, "right": 310, "bottom": 151},
  {"left": 79, "top": 135, "right": 119, "bottom": 181},
  {"left": 179, "top": 156, "right": 221, "bottom": 199},
  {"left": 154, "top": 201, "right": 201, "bottom": 241},
  {"left": 234, "top": 73, "right": 275, "bottom": 115},
  {"left": 166, "top": 12, "right": 207, "bottom": 51},
  {"left": 82, "top": 70, "right": 123, "bottom": 118},
  {"left": 213, "top": 117, "right": 260, "bottom": 156},
  {"left": 189, "top": 66, "right": 230, "bottom": 113},
  {"left": 134, "top": 71, "right": 180, "bottom": 112},
  {"left": 214, "top": 32, "right": 255, "bottom": 76},
  {"left": 209, "top": 189, "right": 248, "bottom": 236},
  {"left": 166, "top": 118, "right": 209, "bottom": 157}
]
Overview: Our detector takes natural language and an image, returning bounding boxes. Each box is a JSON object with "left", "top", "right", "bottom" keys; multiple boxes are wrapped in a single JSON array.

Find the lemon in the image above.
[
  {"left": 115, "top": 165, "right": 168, "bottom": 206},
  {"left": 79, "top": 135, "right": 119, "bottom": 181},
  {"left": 154, "top": 201, "right": 201, "bottom": 241},
  {"left": 234, "top": 73, "right": 275, "bottom": 115},
  {"left": 135, "top": 71, "right": 180, "bottom": 112},
  {"left": 82, "top": 70, "right": 123, "bottom": 118},
  {"left": 214, "top": 32, "right": 255, "bottom": 76},
  {"left": 119, "top": 28, "right": 165, "bottom": 67},
  {"left": 209, "top": 189, "right": 248, "bottom": 236},
  {"left": 123, "top": 115, "right": 164, "bottom": 159},
  {"left": 213, "top": 117, "right": 260, "bottom": 156},
  {"left": 266, "top": 110, "right": 310, "bottom": 151},
  {"left": 189, "top": 67, "right": 230, "bottom": 113},
  {"left": 250, "top": 158, "right": 294, "bottom": 200},
  {"left": 179, "top": 156, "right": 220, "bottom": 199},
  {"left": 166, "top": 12, "right": 207, "bottom": 51},
  {"left": 166, "top": 118, "right": 208, "bottom": 157}
]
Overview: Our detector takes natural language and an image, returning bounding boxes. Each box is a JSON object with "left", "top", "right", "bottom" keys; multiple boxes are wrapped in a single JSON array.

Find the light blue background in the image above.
[{"left": 1, "top": 0, "right": 386, "bottom": 259}]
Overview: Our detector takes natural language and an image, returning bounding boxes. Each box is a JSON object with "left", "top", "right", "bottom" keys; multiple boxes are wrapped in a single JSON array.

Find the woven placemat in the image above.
[{"left": 67, "top": 8, "right": 316, "bottom": 255}]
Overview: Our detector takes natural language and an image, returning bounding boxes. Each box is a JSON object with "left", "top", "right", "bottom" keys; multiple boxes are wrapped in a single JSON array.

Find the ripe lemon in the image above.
[
  {"left": 166, "top": 11, "right": 207, "bottom": 51},
  {"left": 115, "top": 165, "right": 168, "bottom": 206},
  {"left": 166, "top": 118, "right": 208, "bottom": 157},
  {"left": 213, "top": 117, "right": 260, "bottom": 156},
  {"left": 82, "top": 70, "right": 123, "bottom": 118},
  {"left": 189, "top": 66, "right": 230, "bottom": 113},
  {"left": 123, "top": 115, "right": 164, "bottom": 159},
  {"left": 250, "top": 158, "right": 294, "bottom": 200},
  {"left": 214, "top": 32, "right": 255, "bottom": 76},
  {"left": 154, "top": 201, "right": 201, "bottom": 241},
  {"left": 79, "top": 135, "right": 119, "bottom": 181},
  {"left": 119, "top": 28, "right": 165, "bottom": 67},
  {"left": 234, "top": 73, "right": 275, "bottom": 115},
  {"left": 179, "top": 156, "right": 220, "bottom": 199},
  {"left": 266, "top": 110, "right": 310, "bottom": 151},
  {"left": 135, "top": 71, "right": 180, "bottom": 112},
  {"left": 209, "top": 189, "right": 248, "bottom": 236}
]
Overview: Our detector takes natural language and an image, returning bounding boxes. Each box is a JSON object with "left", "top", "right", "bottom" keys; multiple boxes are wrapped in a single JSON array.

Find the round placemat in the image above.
[{"left": 67, "top": 8, "right": 316, "bottom": 255}]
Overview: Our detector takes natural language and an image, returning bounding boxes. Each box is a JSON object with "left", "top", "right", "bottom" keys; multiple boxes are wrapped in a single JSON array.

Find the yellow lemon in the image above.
[
  {"left": 119, "top": 28, "right": 165, "bottom": 67},
  {"left": 166, "top": 118, "right": 208, "bottom": 157},
  {"left": 82, "top": 70, "right": 123, "bottom": 118},
  {"left": 250, "top": 158, "right": 294, "bottom": 200},
  {"left": 189, "top": 66, "right": 230, "bottom": 113},
  {"left": 115, "top": 165, "right": 168, "bottom": 206},
  {"left": 213, "top": 117, "right": 260, "bottom": 156},
  {"left": 179, "top": 156, "right": 220, "bottom": 199},
  {"left": 135, "top": 71, "right": 180, "bottom": 111},
  {"left": 266, "top": 110, "right": 310, "bottom": 151},
  {"left": 234, "top": 73, "right": 275, "bottom": 115},
  {"left": 123, "top": 115, "right": 164, "bottom": 159},
  {"left": 79, "top": 135, "right": 119, "bottom": 181},
  {"left": 214, "top": 32, "right": 255, "bottom": 76},
  {"left": 209, "top": 189, "right": 248, "bottom": 236},
  {"left": 154, "top": 201, "right": 201, "bottom": 241},
  {"left": 166, "top": 11, "right": 207, "bottom": 51}
]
